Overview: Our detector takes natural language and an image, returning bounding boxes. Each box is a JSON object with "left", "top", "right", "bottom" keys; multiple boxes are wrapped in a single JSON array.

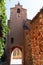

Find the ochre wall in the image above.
[
  {"left": 30, "top": 11, "right": 43, "bottom": 65},
  {"left": 24, "top": 29, "right": 33, "bottom": 65}
]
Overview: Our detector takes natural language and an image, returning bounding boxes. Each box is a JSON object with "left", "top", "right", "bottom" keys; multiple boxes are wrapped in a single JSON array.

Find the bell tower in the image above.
[
  {"left": 5, "top": 2, "right": 27, "bottom": 65},
  {"left": 8, "top": 2, "right": 27, "bottom": 46}
]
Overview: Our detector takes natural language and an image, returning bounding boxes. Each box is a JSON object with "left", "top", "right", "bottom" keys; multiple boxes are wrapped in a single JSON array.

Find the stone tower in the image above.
[{"left": 5, "top": 3, "right": 27, "bottom": 65}]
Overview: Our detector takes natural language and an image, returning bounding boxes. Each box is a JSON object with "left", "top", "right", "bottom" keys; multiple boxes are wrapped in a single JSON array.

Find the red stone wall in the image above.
[
  {"left": 30, "top": 12, "right": 43, "bottom": 65},
  {"left": 24, "top": 29, "right": 33, "bottom": 65},
  {"left": 5, "top": 4, "right": 27, "bottom": 65}
]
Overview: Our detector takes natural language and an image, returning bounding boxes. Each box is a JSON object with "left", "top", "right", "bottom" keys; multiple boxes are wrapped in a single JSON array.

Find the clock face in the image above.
[{"left": 18, "top": 14, "right": 20, "bottom": 17}]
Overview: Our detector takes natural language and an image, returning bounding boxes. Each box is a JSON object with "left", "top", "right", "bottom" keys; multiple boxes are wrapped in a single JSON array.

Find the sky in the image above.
[{"left": 5, "top": 0, "right": 43, "bottom": 20}]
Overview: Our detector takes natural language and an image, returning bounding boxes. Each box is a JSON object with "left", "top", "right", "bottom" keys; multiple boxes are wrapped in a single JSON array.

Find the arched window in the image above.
[{"left": 17, "top": 8, "right": 20, "bottom": 13}]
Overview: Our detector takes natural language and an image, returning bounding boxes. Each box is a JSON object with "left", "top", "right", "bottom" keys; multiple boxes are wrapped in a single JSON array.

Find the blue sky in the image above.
[{"left": 5, "top": 0, "right": 43, "bottom": 20}]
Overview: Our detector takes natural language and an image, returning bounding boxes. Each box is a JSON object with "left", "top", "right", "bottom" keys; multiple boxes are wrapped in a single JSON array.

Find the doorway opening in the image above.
[{"left": 10, "top": 48, "right": 22, "bottom": 65}]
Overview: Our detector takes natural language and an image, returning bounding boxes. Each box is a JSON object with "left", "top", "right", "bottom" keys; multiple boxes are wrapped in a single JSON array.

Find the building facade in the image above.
[{"left": 3, "top": 3, "right": 43, "bottom": 65}]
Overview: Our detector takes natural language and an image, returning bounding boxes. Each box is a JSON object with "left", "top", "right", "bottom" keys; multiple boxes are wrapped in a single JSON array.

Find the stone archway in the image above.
[{"left": 10, "top": 47, "right": 23, "bottom": 65}]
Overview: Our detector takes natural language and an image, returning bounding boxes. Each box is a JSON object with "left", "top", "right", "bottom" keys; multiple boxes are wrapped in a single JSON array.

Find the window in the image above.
[
  {"left": 11, "top": 38, "right": 14, "bottom": 43},
  {"left": 17, "top": 8, "right": 20, "bottom": 13}
]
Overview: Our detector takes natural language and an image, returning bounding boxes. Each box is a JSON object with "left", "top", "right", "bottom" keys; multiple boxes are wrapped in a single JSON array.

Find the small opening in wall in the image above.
[
  {"left": 11, "top": 38, "right": 14, "bottom": 43},
  {"left": 17, "top": 8, "right": 20, "bottom": 13}
]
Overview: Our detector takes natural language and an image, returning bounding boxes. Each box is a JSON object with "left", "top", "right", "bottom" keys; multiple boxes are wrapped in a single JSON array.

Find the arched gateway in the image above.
[
  {"left": 5, "top": 46, "right": 24, "bottom": 65},
  {"left": 10, "top": 48, "right": 22, "bottom": 65}
]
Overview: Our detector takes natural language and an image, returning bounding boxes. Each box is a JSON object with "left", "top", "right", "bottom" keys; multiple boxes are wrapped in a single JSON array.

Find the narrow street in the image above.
[{"left": 10, "top": 59, "right": 22, "bottom": 65}]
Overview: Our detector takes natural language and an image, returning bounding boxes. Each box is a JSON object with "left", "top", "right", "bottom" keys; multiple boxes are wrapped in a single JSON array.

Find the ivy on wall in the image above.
[{"left": 0, "top": 0, "right": 9, "bottom": 57}]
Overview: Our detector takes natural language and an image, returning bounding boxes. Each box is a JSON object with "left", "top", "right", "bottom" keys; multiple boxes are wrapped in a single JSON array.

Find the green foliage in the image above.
[{"left": 0, "top": 0, "right": 8, "bottom": 58}]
